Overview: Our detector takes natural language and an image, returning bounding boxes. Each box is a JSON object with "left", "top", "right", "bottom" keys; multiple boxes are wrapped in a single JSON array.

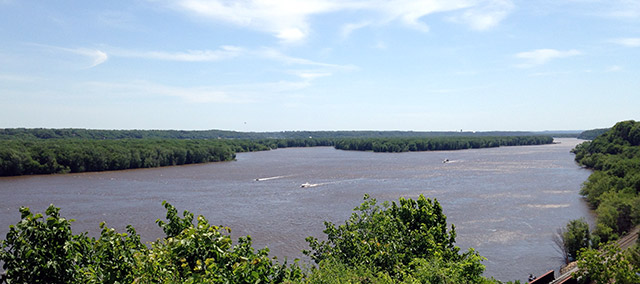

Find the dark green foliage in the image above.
[
  {"left": 577, "top": 128, "right": 610, "bottom": 140},
  {"left": 0, "top": 139, "right": 238, "bottom": 176},
  {"left": 334, "top": 136, "right": 553, "bottom": 152},
  {"left": 0, "top": 127, "right": 563, "bottom": 140},
  {"left": 572, "top": 120, "right": 640, "bottom": 245},
  {"left": 560, "top": 219, "right": 591, "bottom": 262},
  {"left": 0, "top": 135, "right": 552, "bottom": 176}
]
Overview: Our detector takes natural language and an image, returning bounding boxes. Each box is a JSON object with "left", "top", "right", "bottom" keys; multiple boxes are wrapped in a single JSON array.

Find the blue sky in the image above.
[{"left": 1, "top": 0, "right": 639, "bottom": 131}]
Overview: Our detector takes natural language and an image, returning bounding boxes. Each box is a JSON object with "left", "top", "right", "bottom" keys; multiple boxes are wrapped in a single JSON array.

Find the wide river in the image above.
[{"left": 0, "top": 138, "right": 593, "bottom": 281}]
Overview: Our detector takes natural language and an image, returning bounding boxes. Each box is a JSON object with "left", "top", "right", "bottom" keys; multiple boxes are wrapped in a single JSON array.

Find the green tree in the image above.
[
  {"left": 554, "top": 219, "right": 591, "bottom": 263},
  {"left": 304, "top": 194, "right": 491, "bottom": 282},
  {"left": 0, "top": 205, "right": 86, "bottom": 283},
  {"left": 574, "top": 242, "right": 640, "bottom": 284}
]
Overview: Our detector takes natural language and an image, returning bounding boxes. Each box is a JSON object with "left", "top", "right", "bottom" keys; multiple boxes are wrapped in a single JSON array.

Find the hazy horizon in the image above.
[{"left": 0, "top": 126, "right": 588, "bottom": 133}]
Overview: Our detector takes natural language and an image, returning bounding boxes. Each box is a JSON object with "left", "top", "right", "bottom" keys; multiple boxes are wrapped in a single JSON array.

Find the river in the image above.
[{"left": 0, "top": 138, "right": 593, "bottom": 282}]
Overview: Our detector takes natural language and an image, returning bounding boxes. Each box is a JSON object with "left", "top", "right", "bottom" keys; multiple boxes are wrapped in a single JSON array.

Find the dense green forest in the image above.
[
  {"left": 0, "top": 134, "right": 552, "bottom": 176},
  {"left": 0, "top": 127, "right": 576, "bottom": 140},
  {"left": 554, "top": 120, "right": 640, "bottom": 283},
  {"left": 572, "top": 120, "right": 640, "bottom": 244},
  {"left": 0, "top": 138, "right": 335, "bottom": 176},
  {"left": 577, "top": 128, "right": 611, "bottom": 140},
  {"left": 334, "top": 136, "right": 553, "bottom": 152},
  {"left": 1, "top": 196, "right": 518, "bottom": 283}
]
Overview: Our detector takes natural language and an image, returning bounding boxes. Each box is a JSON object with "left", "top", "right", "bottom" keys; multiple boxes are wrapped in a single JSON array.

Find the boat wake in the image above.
[
  {"left": 300, "top": 178, "right": 364, "bottom": 188},
  {"left": 255, "top": 175, "right": 290, "bottom": 181}
]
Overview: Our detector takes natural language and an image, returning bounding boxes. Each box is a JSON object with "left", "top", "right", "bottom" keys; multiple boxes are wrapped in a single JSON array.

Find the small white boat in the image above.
[
  {"left": 443, "top": 159, "right": 450, "bottom": 163},
  {"left": 300, "top": 182, "right": 318, "bottom": 188}
]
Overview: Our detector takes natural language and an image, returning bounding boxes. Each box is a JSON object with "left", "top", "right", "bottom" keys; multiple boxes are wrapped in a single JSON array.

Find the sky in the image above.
[{"left": 1, "top": 0, "right": 639, "bottom": 132}]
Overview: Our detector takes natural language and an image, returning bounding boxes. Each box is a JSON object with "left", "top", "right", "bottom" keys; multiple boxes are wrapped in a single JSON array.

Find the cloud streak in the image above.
[
  {"left": 611, "top": 37, "right": 640, "bottom": 47},
  {"left": 113, "top": 46, "right": 244, "bottom": 62},
  {"left": 515, "top": 49, "right": 582, "bottom": 68},
  {"left": 169, "top": 0, "right": 515, "bottom": 42},
  {"left": 107, "top": 45, "right": 356, "bottom": 71},
  {"left": 448, "top": 0, "right": 514, "bottom": 30},
  {"left": 74, "top": 48, "right": 108, "bottom": 68},
  {"left": 28, "top": 43, "right": 108, "bottom": 68}
]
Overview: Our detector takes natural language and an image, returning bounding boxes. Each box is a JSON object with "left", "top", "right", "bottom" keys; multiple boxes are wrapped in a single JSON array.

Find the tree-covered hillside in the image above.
[
  {"left": 572, "top": 120, "right": 640, "bottom": 244},
  {"left": 577, "top": 128, "right": 611, "bottom": 140}
]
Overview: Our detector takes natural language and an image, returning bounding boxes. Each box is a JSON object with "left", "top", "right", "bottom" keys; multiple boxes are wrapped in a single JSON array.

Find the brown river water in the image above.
[{"left": 0, "top": 138, "right": 593, "bottom": 282}]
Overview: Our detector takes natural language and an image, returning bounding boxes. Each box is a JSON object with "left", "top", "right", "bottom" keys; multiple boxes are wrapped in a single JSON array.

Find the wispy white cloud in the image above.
[
  {"left": 341, "top": 21, "right": 372, "bottom": 38},
  {"left": 29, "top": 43, "right": 108, "bottom": 68},
  {"left": 113, "top": 46, "right": 244, "bottom": 62},
  {"left": 449, "top": 0, "right": 515, "bottom": 30},
  {"left": 172, "top": 0, "right": 344, "bottom": 43},
  {"left": 610, "top": 37, "right": 640, "bottom": 47},
  {"left": 515, "top": 49, "right": 582, "bottom": 68},
  {"left": 288, "top": 70, "right": 333, "bottom": 80},
  {"left": 168, "top": 0, "right": 514, "bottom": 42},
  {"left": 73, "top": 48, "right": 109, "bottom": 68},
  {"left": 108, "top": 45, "right": 356, "bottom": 71},
  {"left": 255, "top": 48, "right": 357, "bottom": 70}
]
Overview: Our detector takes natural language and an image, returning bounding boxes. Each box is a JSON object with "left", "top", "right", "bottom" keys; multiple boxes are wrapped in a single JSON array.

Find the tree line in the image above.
[
  {"left": 0, "top": 138, "right": 339, "bottom": 177},
  {"left": 572, "top": 120, "right": 640, "bottom": 244},
  {"left": 577, "top": 127, "right": 611, "bottom": 140},
  {"left": 334, "top": 136, "right": 554, "bottom": 152},
  {"left": 1, "top": 196, "right": 522, "bottom": 283},
  {"left": 0, "top": 135, "right": 554, "bottom": 177},
  {"left": 0, "top": 127, "right": 571, "bottom": 140},
  {"left": 0, "top": 136, "right": 553, "bottom": 176},
  {"left": 552, "top": 120, "right": 640, "bottom": 283}
]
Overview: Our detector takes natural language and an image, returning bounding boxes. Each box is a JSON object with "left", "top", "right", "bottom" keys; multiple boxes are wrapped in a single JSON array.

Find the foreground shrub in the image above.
[
  {"left": 0, "top": 202, "right": 302, "bottom": 283},
  {"left": 304, "top": 194, "right": 494, "bottom": 283}
]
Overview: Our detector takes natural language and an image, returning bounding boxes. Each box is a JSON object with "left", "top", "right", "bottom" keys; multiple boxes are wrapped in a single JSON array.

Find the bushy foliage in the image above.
[
  {"left": 555, "top": 219, "right": 591, "bottom": 262},
  {"left": 133, "top": 201, "right": 303, "bottom": 283},
  {"left": 0, "top": 205, "right": 83, "bottom": 283},
  {"left": 1, "top": 202, "right": 302, "bottom": 284},
  {"left": 304, "top": 194, "right": 493, "bottom": 283},
  {"left": 574, "top": 242, "right": 640, "bottom": 284},
  {"left": 572, "top": 120, "right": 640, "bottom": 244}
]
